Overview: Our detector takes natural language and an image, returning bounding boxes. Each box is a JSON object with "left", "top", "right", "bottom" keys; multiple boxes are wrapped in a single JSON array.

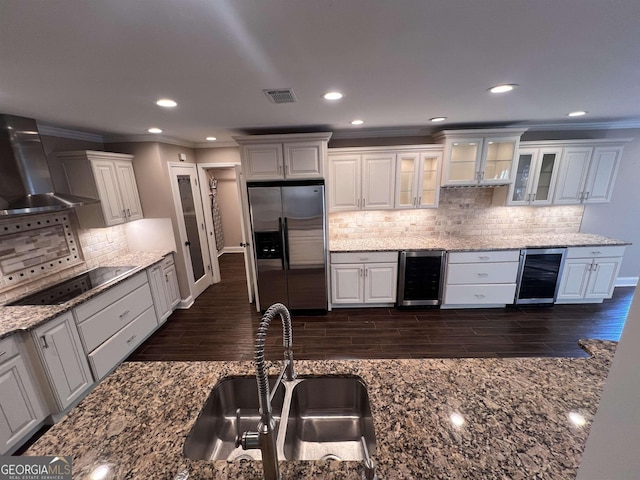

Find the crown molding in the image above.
[
  {"left": 36, "top": 123, "right": 105, "bottom": 143},
  {"left": 521, "top": 120, "right": 640, "bottom": 131},
  {"left": 331, "top": 127, "right": 429, "bottom": 139},
  {"left": 102, "top": 133, "right": 197, "bottom": 148},
  {"left": 193, "top": 141, "right": 239, "bottom": 149}
]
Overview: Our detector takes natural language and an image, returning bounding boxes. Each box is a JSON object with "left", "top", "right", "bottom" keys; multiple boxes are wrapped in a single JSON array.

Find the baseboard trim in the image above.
[
  {"left": 177, "top": 296, "right": 194, "bottom": 309},
  {"left": 616, "top": 277, "right": 639, "bottom": 287},
  {"left": 221, "top": 246, "right": 244, "bottom": 254}
]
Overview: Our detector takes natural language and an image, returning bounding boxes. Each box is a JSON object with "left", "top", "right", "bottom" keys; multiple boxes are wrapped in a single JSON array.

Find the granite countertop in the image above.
[
  {"left": 26, "top": 339, "right": 615, "bottom": 479},
  {"left": 330, "top": 232, "right": 631, "bottom": 253},
  {"left": 0, "top": 250, "right": 172, "bottom": 340}
]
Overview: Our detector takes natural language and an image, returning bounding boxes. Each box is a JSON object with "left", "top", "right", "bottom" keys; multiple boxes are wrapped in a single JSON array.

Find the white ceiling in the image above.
[{"left": 2, "top": 0, "right": 640, "bottom": 146}]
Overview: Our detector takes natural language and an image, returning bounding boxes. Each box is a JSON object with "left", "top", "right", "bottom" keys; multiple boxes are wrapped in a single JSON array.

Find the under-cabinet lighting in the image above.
[
  {"left": 323, "top": 91, "right": 343, "bottom": 101},
  {"left": 567, "top": 111, "right": 587, "bottom": 117},
  {"left": 206, "top": 136, "right": 217, "bottom": 141},
  {"left": 148, "top": 127, "right": 163, "bottom": 134},
  {"left": 489, "top": 84, "right": 517, "bottom": 93},
  {"left": 156, "top": 98, "right": 177, "bottom": 108}
]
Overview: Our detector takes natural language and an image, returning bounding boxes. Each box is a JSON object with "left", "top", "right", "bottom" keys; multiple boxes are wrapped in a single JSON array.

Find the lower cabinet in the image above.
[
  {"left": 74, "top": 272, "right": 158, "bottom": 380},
  {"left": 31, "top": 312, "right": 94, "bottom": 411},
  {"left": 443, "top": 250, "right": 520, "bottom": 307},
  {"left": 556, "top": 246, "right": 625, "bottom": 303},
  {"left": 0, "top": 336, "right": 47, "bottom": 455},
  {"left": 330, "top": 252, "right": 398, "bottom": 306},
  {"left": 148, "top": 254, "right": 180, "bottom": 324}
]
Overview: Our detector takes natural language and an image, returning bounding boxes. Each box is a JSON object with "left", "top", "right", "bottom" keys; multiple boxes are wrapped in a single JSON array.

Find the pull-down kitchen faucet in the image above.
[{"left": 235, "top": 303, "right": 295, "bottom": 480}]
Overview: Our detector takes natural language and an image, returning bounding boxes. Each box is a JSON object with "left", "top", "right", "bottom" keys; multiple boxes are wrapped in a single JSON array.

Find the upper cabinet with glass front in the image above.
[
  {"left": 435, "top": 129, "right": 527, "bottom": 186},
  {"left": 507, "top": 147, "right": 562, "bottom": 206},
  {"left": 395, "top": 147, "right": 443, "bottom": 209}
]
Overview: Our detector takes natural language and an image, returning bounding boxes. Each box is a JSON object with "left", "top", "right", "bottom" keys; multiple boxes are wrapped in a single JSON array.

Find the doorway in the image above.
[
  {"left": 197, "top": 163, "right": 256, "bottom": 304},
  {"left": 169, "top": 163, "right": 214, "bottom": 299}
]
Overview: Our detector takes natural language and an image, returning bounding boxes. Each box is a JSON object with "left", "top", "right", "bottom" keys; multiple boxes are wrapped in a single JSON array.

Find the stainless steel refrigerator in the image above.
[{"left": 247, "top": 180, "right": 327, "bottom": 312}]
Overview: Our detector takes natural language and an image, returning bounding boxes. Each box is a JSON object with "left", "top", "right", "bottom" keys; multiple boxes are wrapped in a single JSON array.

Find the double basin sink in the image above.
[{"left": 184, "top": 375, "right": 376, "bottom": 463}]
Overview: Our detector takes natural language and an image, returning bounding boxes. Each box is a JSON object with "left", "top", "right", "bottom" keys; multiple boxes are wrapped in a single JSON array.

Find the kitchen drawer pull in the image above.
[
  {"left": 359, "top": 257, "right": 369, "bottom": 261},
  {"left": 474, "top": 294, "right": 486, "bottom": 298},
  {"left": 591, "top": 251, "right": 602, "bottom": 255},
  {"left": 0, "top": 351, "right": 6, "bottom": 358},
  {"left": 477, "top": 273, "right": 489, "bottom": 277},
  {"left": 165, "top": 274, "right": 169, "bottom": 283},
  {"left": 126, "top": 335, "right": 137, "bottom": 344},
  {"left": 478, "top": 256, "right": 490, "bottom": 260},
  {"left": 40, "top": 335, "right": 49, "bottom": 349},
  {"left": 119, "top": 310, "right": 131, "bottom": 319}
]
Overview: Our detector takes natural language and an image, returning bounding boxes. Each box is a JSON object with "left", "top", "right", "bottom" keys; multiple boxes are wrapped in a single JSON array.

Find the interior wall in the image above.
[{"left": 205, "top": 168, "right": 243, "bottom": 251}]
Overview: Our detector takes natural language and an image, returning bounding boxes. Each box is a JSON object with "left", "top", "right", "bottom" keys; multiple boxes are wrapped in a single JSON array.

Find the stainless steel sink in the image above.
[
  {"left": 283, "top": 377, "right": 376, "bottom": 461},
  {"left": 183, "top": 376, "right": 285, "bottom": 461}
]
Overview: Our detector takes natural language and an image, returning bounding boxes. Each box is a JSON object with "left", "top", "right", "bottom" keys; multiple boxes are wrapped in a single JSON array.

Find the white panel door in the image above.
[
  {"left": 91, "top": 160, "right": 125, "bottom": 225},
  {"left": 0, "top": 355, "right": 47, "bottom": 454},
  {"left": 556, "top": 259, "right": 591, "bottom": 301},
  {"left": 585, "top": 258, "right": 622, "bottom": 299},
  {"left": 148, "top": 265, "right": 170, "bottom": 323},
  {"left": 33, "top": 313, "right": 93, "bottom": 410},
  {"left": 284, "top": 142, "right": 323, "bottom": 179},
  {"left": 364, "top": 264, "right": 397, "bottom": 303},
  {"left": 243, "top": 144, "right": 283, "bottom": 180},
  {"left": 417, "top": 152, "right": 442, "bottom": 208},
  {"left": 331, "top": 265, "right": 364, "bottom": 304},
  {"left": 553, "top": 148, "right": 592, "bottom": 204},
  {"left": 115, "top": 161, "right": 143, "bottom": 221},
  {"left": 328, "top": 154, "right": 361, "bottom": 211},
  {"left": 362, "top": 153, "right": 395, "bottom": 210},
  {"left": 164, "top": 264, "right": 181, "bottom": 309},
  {"left": 583, "top": 147, "right": 622, "bottom": 204}
]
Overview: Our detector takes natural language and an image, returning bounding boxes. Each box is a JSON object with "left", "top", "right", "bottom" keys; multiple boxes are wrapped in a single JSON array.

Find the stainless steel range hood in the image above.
[{"left": 0, "top": 114, "right": 98, "bottom": 216}]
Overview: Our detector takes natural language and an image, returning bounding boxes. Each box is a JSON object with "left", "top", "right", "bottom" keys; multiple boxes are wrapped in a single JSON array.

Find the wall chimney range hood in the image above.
[{"left": 0, "top": 114, "right": 98, "bottom": 216}]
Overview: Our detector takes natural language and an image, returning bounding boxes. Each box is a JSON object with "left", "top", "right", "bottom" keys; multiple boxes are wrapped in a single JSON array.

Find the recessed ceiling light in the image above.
[
  {"left": 430, "top": 117, "right": 447, "bottom": 122},
  {"left": 567, "top": 110, "right": 587, "bottom": 117},
  {"left": 156, "top": 98, "right": 177, "bottom": 108},
  {"left": 350, "top": 119, "right": 364, "bottom": 125},
  {"left": 489, "top": 84, "right": 517, "bottom": 93},
  {"left": 148, "top": 127, "right": 162, "bottom": 134},
  {"left": 206, "top": 136, "right": 217, "bottom": 141},
  {"left": 323, "top": 91, "right": 343, "bottom": 101}
]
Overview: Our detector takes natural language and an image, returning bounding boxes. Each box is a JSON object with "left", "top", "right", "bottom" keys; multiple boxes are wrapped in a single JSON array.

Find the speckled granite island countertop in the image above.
[
  {"left": 26, "top": 340, "right": 615, "bottom": 479},
  {"left": 330, "top": 232, "right": 631, "bottom": 253},
  {"left": 0, "top": 250, "right": 172, "bottom": 340}
]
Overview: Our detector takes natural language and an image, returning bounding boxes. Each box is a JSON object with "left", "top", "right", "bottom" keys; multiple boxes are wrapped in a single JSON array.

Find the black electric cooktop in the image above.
[{"left": 7, "top": 265, "right": 137, "bottom": 306}]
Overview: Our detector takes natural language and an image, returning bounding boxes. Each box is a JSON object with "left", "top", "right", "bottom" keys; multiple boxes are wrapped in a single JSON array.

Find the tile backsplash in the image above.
[
  {"left": 329, "top": 188, "right": 584, "bottom": 240},
  {"left": 0, "top": 211, "right": 129, "bottom": 303}
]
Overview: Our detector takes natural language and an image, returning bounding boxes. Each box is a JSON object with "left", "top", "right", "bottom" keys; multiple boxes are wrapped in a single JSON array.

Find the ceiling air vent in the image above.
[{"left": 263, "top": 88, "right": 297, "bottom": 104}]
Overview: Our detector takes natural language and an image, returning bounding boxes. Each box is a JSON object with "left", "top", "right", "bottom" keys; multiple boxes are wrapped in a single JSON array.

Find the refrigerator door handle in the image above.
[
  {"left": 283, "top": 217, "right": 291, "bottom": 270},
  {"left": 278, "top": 217, "right": 285, "bottom": 270}
]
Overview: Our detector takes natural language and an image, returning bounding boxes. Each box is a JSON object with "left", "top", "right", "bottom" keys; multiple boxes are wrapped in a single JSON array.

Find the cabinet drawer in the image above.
[
  {"left": 444, "top": 284, "right": 516, "bottom": 305},
  {"left": 74, "top": 272, "right": 148, "bottom": 322},
  {"left": 77, "top": 283, "right": 153, "bottom": 353},
  {"left": 161, "top": 254, "right": 175, "bottom": 270},
  {"left": 88, "top": 306, "right": 157, "bottom": 380},
  {"left": 448, "top": 250, "right": 520, "bottom": 264},
  {"left": 446, "top": 262, "right": 519, "bottom": 285},
  {"left": 566, "top": 245, "right": 626, "bottom": 259},
  {"left": 0, "top": 336, "right": 19, "bottom": 363},
  {"left": 331, "top": 251, "right": 398, "bottom": 264}
]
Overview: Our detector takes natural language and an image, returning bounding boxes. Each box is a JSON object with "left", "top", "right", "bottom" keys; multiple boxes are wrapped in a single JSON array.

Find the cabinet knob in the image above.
[{"left": 185, "top": 241, "right": 191, "bottom": 247}]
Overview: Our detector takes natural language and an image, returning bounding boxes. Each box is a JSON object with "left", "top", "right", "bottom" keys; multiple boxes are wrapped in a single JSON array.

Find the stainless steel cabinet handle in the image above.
[
  {"left": 357, "top": 198, "right": 360, "bottom": 208},
  {"left": 478, "top": 256, "right": 490, "bottom": 260},
  {"left": 593, "top": 263, "right": 599, "bottom": 271},
  {"left": 477, "top": 273, "right": 489, "bottom": 277},
  {"left": 532, "top": 193, "right": 537, "bottom": 202},
  {"left": 119, "top": 310, "right": 130, "bottom": 319},
  {"left": 413, "top": 197, "right": 417, "bottom": 206},
  {"left": 40, "top": 335, "right": 49, "bottom": 349},
  {"left": 365, "top": 268, "right": 368, "bottom": 277},
  {"left": 127, "top": 208, "right": 131, "bottom": 217},
  {"left": 584, "top": 192, "right": 590, "bottom": 200},
  {"left": 122, "top": 209, "right": 127, "bottom": 218},
  {"left": 474, "top": 294, "right": 486, "bottom": 298},
  {"left": 359, "top": 268, "right": 363, "bottom": 277},
  {"left": 587, "top": 263, "right": 593, "bottom": 271},
  {"left": 363, "top": 198, "right": 366, "bottom": 207},
  {"left": 591, "top": 251, "right": 602, "bottom": 255},
  {"left": 126, "top": 335, "right": 137, "bottom": 344},
  {"left": 418, "top": 196, "right": 422, "bottom": 205},
  {"left": 0, "top": 351, "right": 6, "bottom": 358},
  {"left": 165, "top": 274, "right": 169, "bottom": 283},
  {"left": 359, "top": 257, "right": 369, "bottom": 261}
]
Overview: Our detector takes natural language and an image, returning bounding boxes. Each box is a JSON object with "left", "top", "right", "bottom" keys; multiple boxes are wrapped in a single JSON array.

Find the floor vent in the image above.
[{"left": 263, "top": 88, "right": 297, "bottom": 104}]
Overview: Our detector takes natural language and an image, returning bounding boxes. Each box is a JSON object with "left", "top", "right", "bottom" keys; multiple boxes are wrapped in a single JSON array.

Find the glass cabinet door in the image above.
[
  {"left": 531, "top": 149, "right": 561, "bottom": 204},
  {"left": 511, "top": 150, "right": 535, "bottom": 203},
  {"left": 396, "top": 153, "right": 418, "bottom": 208},
  {"left": 483, "top": 139, "right": 516, "bottom": 183},
  {"left": 418, "top": 153, "right": 441, "bottom": 207},
  {"left": 447, "top": 139, "right": 481, "bottom": 183}
]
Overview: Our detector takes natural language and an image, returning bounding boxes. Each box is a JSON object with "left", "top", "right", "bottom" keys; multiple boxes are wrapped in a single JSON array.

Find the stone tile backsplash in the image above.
[
  {"left": 0, "top": 212, "right": 129, "bottom": 303},
  {"left": 329, "top": 188, "right": 584, "bottom": 240}
]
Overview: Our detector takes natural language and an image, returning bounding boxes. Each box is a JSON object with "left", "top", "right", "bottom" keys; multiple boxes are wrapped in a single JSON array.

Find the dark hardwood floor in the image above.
[{"left": 128, "top": 253, "right": 635, "bottom": 362}]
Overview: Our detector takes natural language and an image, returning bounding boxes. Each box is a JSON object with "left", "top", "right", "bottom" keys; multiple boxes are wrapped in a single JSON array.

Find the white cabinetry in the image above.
[
  {"left": 0, "top": 336, "right": 47, "bottom": 455},
  {"left": 506, "top": 147, "right": 562, "bottom": 205},
  {"left": 436, "top": 129, "right": 526, "bottom": 186},
  {"left": 443, "top": 250, "right": 520, "bottom": 307},
  {"left": 395, "top": 148, "right": 443, "bottom": 209},
  {"left": 148, "top": 254, "right": 180, "bottom": 324},
  {"left": 31, "top": 312, "right": 94, "bottom": 411},
  {"left": 554, "top": 145, "right": 623, "bottom": 205},
  {"left": 234, "top": 133, "right": 332, "bottom": 181},
  {"left": 74, "top": 272, "right": 157, "bottom": 380},
  {"left": 556, "top": 246, "right": 625, "bottom": 303},
  {"left": 330, "top": 251, "right": 398, "bottom": 306},
  {"left": 58, "top": 150, "right": 143, "bottom": 228},
  {"left": 328, "top": 148, "right": 397, "bottom": 211}
]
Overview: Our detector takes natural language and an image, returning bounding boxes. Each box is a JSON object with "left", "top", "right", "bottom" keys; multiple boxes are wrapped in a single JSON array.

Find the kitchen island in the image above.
[{"left": 25, "top": 339, "right": 615, "bottom": 479}]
